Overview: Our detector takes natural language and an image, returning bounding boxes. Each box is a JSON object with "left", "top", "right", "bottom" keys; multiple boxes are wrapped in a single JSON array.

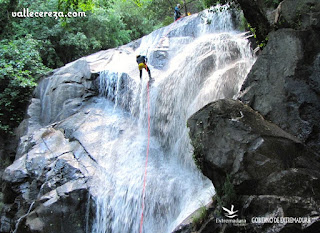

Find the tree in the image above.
[
  {"left": 57, "top": 0, "right": 95, "bottom": 12},
  {"left": 0, "top": 0, "right": 207, "bottom": 138},
  {"left": 0, "top": 36, "right": 50, "bottom": 136},
  {"left": 4, "top": 0, "right": 132, "bottom": 66},
  {"left": 0, "top": 0, "right": 19, "bottom": 36}
]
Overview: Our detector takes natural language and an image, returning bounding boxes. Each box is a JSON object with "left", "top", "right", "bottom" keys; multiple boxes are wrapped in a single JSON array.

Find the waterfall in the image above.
[{"left": 90, "top": 4, "right": 255, "bottom": 233}]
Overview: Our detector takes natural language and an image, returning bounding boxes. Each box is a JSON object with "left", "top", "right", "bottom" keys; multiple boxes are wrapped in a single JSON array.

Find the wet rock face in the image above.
[
  {"left": 35, "top": 59, "right": 97, "bottom": 125},
  {"left": 97, "top": 71, "right": 136, "bottom": 111},
  {"left": 18, "top": 182, "right": 90, "bottom": 233},
  {"left": 182, "top": 1, "right": 320, "bottom": 233},
  {"left": 188, "top": 99, "right": 320, "bottom": 232},
  {"left": 1, "top": 128, "right": 96, "bottom": 233},
  {"left": 2, "top": 10, "right": 228, "bottom": 232},
  {"left": 188, "top": 99, "right": 320, "bottom": 196},
  {"left": 240, "top": 28, "right": 320, "bottom": 152},
  {"left": 275, "top": 0, "right": 320, "bottom": 30},
  {"left": 238, "top": 0, "right": 320, "bottom": 153},
  {"left": 14, "top": 59, "right": 99, "bottom": 161}
]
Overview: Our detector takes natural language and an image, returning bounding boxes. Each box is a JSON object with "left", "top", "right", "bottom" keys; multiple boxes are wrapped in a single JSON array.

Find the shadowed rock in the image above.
[
  {"left": 187, "top": 99, "right": 320, "bottom": 232},
  {"left": 1, "top": 128, "right": 96, "bottom": 233},
  {"left": 240, "top": 28, "right": 320, "bottom": 152}
]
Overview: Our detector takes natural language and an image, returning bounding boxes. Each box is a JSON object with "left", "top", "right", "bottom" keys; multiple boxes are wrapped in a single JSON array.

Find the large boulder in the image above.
[
  {"left": 1, "top": 127, "right": 97, "bottom": 233},
  {"left": 188, "top": 99, "right": 320, "bottom": 196},
  {"left": 18, "top": 180, "right": 90, "bottom": 233},
  {"left": 181, "top": 1, "right": 320, "bottom": 233},
  {"left": 14, "top": 59, "right": 99, "bottom": 160},
  {"left": 274, "top": 0, "right": 320, "bottom": 30},
  {"left": 35, "top": 59, "right": 97, "bottom": 125},
  {"left": 240, "top": 28, "right": 320, "bottom": 152},
  {"left": 188, "top": 99, "right": 320, "bottom": 232}
]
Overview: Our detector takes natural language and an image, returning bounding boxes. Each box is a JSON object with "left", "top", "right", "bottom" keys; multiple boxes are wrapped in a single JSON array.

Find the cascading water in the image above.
[{"left": 89, "top": 4, "right": 256, "bottom": 233}]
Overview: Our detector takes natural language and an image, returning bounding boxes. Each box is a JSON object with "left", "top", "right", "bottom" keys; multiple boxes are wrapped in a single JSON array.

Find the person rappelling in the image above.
[
  {"left": 136, "top": 55, "right": 152, "bottom": 80},
  {"left": 174, "top": 4, "right": 181, "bottom": 21}
]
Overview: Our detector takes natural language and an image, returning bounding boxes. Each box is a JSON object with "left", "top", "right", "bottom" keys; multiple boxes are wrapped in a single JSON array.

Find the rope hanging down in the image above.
[
  {"left": 139, "top": 16, "right": 184, "bottom": 232},
  {"left": 139, "top": 81, "right": 151, "bottom": 233}
]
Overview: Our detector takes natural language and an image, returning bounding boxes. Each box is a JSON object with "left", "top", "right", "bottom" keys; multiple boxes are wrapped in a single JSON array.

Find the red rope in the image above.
[
  {"left": 139, "top": 16, "right": 184, "bottom": 233},
  {"left": 139, "top": 81, "right": 151, "bottom": 233}
]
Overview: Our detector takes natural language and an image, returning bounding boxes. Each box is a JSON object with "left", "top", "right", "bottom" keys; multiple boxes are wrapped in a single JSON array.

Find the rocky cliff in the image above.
[
  {"left": 0, "top": 60, "right": 97, "bottom": 233},
  {"left": 0, "top": 7, "right": 254, "bottom": 233},
  {"left": 187, "top": 0, "right": 320, "bottom": 232},
  {"left": 2, "top": 1, "right": 319, "bottom": 233}
]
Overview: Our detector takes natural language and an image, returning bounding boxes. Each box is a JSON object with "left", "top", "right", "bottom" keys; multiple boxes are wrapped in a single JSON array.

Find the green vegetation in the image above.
[
  {"left": 0, "top": 0, "right": 240, "bottom": 137},
  {"left": 247, "top": 23, "right": 268, "bottom": 49},
  {"left": 203, "top": 0, "right": 281, "bottom": 9},
  {"left": 0, "top": 36, "right": 50, "bottom": 135},
  {"left": 213, "top": 175, "right": 237, "bottom": 216},
  {"left": 0, "top": 0, "right": 166, "bottom": 136},
  {"left": 2, "top": 0, "right": 134, "bottom": 67},
  {"left": 192, "top": 204, "right": 209, "bottom": 229},
  {"left": 191, "top": 176, "right": 237, "bottom": 229},
  {"left": 190, "top": 133, "right": 204, "bottom": 169},
  {"left": 57, "top": 0, "right": 96, "bottom": 13}
]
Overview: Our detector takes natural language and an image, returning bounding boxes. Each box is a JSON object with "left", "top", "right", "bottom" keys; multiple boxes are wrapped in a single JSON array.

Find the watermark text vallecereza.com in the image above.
[{"left": 12, "top": 8, "right": 86, "bottom": 20}]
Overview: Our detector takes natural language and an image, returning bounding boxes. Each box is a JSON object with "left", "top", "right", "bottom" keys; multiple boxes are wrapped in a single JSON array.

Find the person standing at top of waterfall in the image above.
[
  {"left": 174, "top": 4, "right": 181, "bottom": 21},
  {"left": 136, "top": 55, "right": 152, "bottom": 80}
]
